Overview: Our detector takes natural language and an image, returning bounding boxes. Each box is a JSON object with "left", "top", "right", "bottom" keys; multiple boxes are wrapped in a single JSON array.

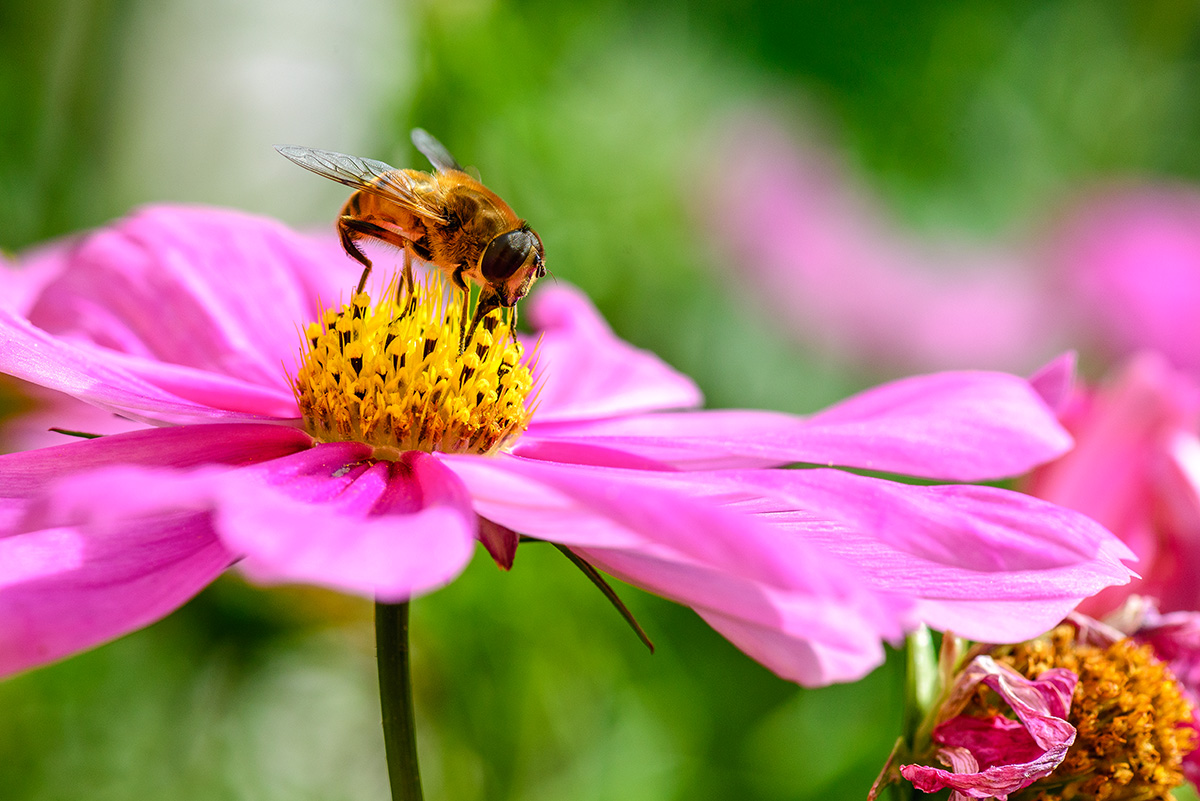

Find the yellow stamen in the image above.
[{"left": 293, "top": 274, "right": 534, "bottom": 456}]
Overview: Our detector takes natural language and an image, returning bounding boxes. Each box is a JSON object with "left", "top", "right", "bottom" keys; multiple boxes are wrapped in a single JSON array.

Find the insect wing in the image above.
[
  {"left": 275, "top": 145, "right": 447, "bottom": 224},
  {"left": 411, "top": 128, "right": 465, "bottom": 173},
  {"left": 275, "top": 145, "right": 396, "bottom": 189}
]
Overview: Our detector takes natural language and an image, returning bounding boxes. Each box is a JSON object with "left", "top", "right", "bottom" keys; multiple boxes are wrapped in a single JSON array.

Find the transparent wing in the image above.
[
  {"left": 411, "top": 129, "right": 465, "bottom": 173},
  {"left": 274, "top": 144, "right": 447, "bottom": 223},
  {"left": 275, "top": 145, "right": 398, "bottom": 189}
]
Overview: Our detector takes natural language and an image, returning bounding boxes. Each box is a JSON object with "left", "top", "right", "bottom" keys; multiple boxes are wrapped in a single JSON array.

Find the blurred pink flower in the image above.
[
  {"left": 0, "top": 205, "right": 1133, "bottom": 686},
  {"left": 700, "top": 118, "right": 1062, "bottom": 374},
  {"left": 1028, "top": 352, "right": 1200, "bottom": 617},
  {"left": 1047, "top": 185, "right": 1200, "bottom": 376},
  {"left": 899, "top": 656, "right": 1078, "bottom": 800},
  {"left": 701, "top": 118, "right": 1200, "bottom": 380}
]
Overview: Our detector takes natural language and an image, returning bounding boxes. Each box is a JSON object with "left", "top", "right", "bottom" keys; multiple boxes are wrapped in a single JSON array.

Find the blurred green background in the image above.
[{"left": 3, "top": 0, "right": 1200, "bottom": 798}]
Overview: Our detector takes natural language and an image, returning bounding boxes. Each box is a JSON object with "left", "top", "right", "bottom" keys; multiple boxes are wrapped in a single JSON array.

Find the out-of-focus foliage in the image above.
[
  {"left": 0, "top": 549, "right": 904, "bottom": 801},
  {"left": 2, "top": 0, "right": 1200, "bottom": 799}
]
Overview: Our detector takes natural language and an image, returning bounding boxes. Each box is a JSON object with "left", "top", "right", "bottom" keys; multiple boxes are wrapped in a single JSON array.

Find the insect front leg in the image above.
[
  {"left": 451, "top": 263, "right": 471, "bottom": 350},
  {"left": 463, "top": 289, "right": 502, "bottom": 354}
]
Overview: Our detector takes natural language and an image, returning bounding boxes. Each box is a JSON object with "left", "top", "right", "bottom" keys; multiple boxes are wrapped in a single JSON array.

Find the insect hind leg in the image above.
[
  {"left": 337, "top": 217, "right": 375, "bottom": 295},
  {"left": 339, "top": 217, "right": 415, "bottom": 295}
]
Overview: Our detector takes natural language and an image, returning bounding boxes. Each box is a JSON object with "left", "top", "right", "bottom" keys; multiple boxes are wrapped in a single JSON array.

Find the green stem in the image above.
[{"left": 375, "top": 600, "right": 424, "bottom": 801}]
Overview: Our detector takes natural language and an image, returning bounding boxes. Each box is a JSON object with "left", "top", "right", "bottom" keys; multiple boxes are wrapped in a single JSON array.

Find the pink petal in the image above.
[
  {"left": 510, "top": 438, "right": 678, "bottom": 470},
  {"left": 216, "top": 446, "right": 478, "bottom": 602},
  {"left": 1033, "top": 354, "right": 1198, "bottom": 522},
  {"left": 23, "top": 204, "right": 352, "bottom": 388},
  {"left": 1028, "top": 352, "right": 1077, "bottom": 414},
  {"left": 723, "top": 468, "right": 1133, "bottom": 574},
  {"left": 0, "top": 238, "right": 73, "bottom": 316},
  {"left": 560, "top": 467, "right": 1134, "bottom": 643},
  {"left": 441, "top": 453, "right": 903, "bottom": 686},
  {"left": 950, "top": 658, "right": 1076, "bottom": 739},
  {"left": 934, "top": 716, "right": 1045, "bottom": 769},
  {"left": 0, "top": 380, "right": 147, "bottom": 453},
  {"left": 800, "top": 516, "right": 1132, "bottom": 644},
  {"left": 798, "top": 371, "right": 1071, "bottom": 479},
  {"left": 444, "top": 454, "right": 837, "bottom": 586},
  {"left": 1135, "top": 606, "right": 1200, "bottom": 689},
  {"left": 0, "top": 467, "right": 234, "bottom": 676},
  {"left": 695, "top": 607, "right": 886, "bottom": 687},
  {"left": 477, "top": 518, "right": 519, "bottom": 570},
  {"left": 0, "top": 308, "right": 282, "bottom": 425},
  {"left": 1145, "top": 432, "right": 1200, "bottom": 612},
  {"left": 1029, "top": 353, "right": 1200, "bottom": 615},
  {"left": 0, "top": 423, "right": 314, "bottom": 498},
  {"left": 522, "top": 283, "right": 703, "bottom": 421},
  {"left": 523, "top": 371, "right": 1071, "bottom": 480},
  {"left": 71, "top": 340, "right": 300, "bottom": 418},
  {"left": 759, "top": 477, "right": 1135, "bottom": 642}
]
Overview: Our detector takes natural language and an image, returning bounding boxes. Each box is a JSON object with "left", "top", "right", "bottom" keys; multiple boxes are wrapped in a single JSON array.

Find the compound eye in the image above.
[{"left": 480, "top": 230, "right": 535, "bottom": 282}]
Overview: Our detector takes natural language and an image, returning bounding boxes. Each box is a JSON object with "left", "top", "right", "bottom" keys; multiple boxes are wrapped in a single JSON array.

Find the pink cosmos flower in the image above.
[
  {"left": 699, "top": 117, "right": 1062, "bottom": 374},
  {"left": 899, "top": 656, "right": 1078, "bottom": 800},
  {"left": 0, "top": 205, "right": 1134, "bottom": 687},
  {"left": 1028, "top": 352, "right": 1200, "bottom": 617}
]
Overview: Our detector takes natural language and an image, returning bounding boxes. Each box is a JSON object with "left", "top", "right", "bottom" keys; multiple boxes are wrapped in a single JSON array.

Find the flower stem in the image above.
[{"left": 375, "top": 600, "right": 424, "bottom": 801}]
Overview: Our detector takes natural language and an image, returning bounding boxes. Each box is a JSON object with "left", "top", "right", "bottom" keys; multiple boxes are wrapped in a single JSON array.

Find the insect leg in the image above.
[
  {"left": 402, "top": 248, "right": 414, "bottom": 297},
  {"left": 458, "top": 288, "right": 470, "bottom": 348},
  {"left": 449, "top": 262, "right": 470, "bottom": 293},
  {"left": 451, "top": 264, "right": 471, "bottom": 352},
  {"left": 337, "top": 217, "right": 374, "bottom": 295},
  {"left": 463, "top": 290, "right": 501, "bottom": 354},
  {"left": 339, "top": 217, "right": 414, "bottom": 295}
]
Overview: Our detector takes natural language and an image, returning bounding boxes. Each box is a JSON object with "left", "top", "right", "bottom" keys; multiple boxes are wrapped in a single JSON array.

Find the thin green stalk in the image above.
[
  {"left": 375, "top": 600, "right": 424, "bottom": 801},
  {"left": 553, "top": 543, "right": 655, "bottom": 653}
]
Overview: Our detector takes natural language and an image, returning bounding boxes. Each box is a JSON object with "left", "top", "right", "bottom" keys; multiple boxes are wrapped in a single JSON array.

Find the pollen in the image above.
[
  {"left": 293, "top": 274, "right": 534, "bottom": 456},
  {"left": 974, "top": 626, "right": 1197, "bottom": 801}
]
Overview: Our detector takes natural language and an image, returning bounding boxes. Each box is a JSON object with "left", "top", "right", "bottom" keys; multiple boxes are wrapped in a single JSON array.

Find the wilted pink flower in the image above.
[
  {"left": 1046, "top": 185, "right": 1200, "bottom": 377},
  {"left": 0, "top": 205, "right": 1134, "bottom": 686},
  {"left": 899, "top": 656, "right": 1078, "bottom": 800},
  {"left": 700, "top": 117, "right": 1061, "bottom": 374},
  {"left": 1028, "top": 352, "right": 1200, "bottom": 617},
  {"left": 892, "top": 614, "right": 1198, "bottom": 801}
]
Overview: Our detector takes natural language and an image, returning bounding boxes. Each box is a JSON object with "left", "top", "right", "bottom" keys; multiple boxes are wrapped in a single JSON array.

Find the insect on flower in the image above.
[{"left": 276, "top": 129, "right": 546, "bottom": 344}]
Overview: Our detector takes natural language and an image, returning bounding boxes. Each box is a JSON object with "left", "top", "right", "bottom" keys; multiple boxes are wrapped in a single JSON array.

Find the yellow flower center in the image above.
[
  {"left": 293, "top": 274, "right": 534, "bottom": 457},
  {"left": 975, "top": 626, "right": 1197, "bottom": 801}
]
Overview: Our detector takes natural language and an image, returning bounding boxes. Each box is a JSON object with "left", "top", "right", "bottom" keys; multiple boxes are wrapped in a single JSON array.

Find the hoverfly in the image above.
[{"left": 276, "top": 129, "right": 545, "bottom": 341}]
